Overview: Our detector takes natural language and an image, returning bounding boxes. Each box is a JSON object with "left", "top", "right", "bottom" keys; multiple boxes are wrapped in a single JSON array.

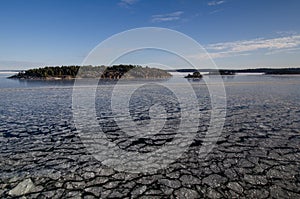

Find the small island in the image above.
[
  {"left": 184, "top": 71, "right": 203, "bottom": 79},
  {"left": 8, "top": 65, "right": 172, "bottom": 80}
]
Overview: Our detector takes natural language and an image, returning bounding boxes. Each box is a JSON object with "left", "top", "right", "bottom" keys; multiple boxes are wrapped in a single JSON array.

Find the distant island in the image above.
[
  {"left": 168, "top": 68, "right": 300, "bottom": 75},
  {"left": 8, "top": 65, "right": 172, "bottom": 80},
  {"left": 208, "top": 70, "right": 236, "bottom": 75}
]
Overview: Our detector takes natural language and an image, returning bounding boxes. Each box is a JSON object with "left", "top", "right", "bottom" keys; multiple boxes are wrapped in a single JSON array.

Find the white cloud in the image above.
[
  {"left": 207, "top": 35, "right": 300, "bottom": 53},
  {"left": 151, "top": 11, "right": 184, "bottom": 23},
  {"left": 265, "top": 47, "right": 300, "bottom": 55},
  {"left": 188, "top": 34, "right": 300, "bottom": 61},
  {"left": 208, "top": 0, "right": 226, "bottom": 6},
  {"left": 118, "top": 0, "right": 138, "bottom": 8}
]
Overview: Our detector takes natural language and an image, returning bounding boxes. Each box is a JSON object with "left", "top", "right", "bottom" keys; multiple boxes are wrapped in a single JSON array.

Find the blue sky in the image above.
[{"left": 1, "top": 0, "right": 300, "bottom": 69}]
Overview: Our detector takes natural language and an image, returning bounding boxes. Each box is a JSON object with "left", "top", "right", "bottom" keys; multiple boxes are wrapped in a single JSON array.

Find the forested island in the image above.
[{"left": 8, "top": 65, "right": 172, "bottom": 80}]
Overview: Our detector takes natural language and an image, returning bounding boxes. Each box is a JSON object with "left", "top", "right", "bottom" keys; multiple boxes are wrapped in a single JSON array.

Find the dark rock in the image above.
[
  {"left": 174, "top": 188, "right": 199, "bottom": 199},
  {"left": 202, "top": 174, "right": 227, "bottom": 188}
]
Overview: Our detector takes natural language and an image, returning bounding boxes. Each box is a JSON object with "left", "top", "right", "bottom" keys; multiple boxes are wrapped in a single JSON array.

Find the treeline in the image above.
[
  {"left": 9, "top": 65, "right": 172, "bottom": 79},
  {"left": 239, "top": 68, "right": 300, "bottom": 74},
  {"left": 169, "top": 68, "right": 300, "bottom": 75},
  {"left": 19, "top": 66, "right": 80, "bottom": 78}
]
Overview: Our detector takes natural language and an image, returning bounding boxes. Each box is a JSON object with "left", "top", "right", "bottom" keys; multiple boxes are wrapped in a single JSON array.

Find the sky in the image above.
[{"left": 1, "top": 0, "right": 300, "bottom": 69}]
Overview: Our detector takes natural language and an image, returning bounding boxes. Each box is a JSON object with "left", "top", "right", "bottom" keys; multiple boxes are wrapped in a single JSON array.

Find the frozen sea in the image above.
[{"left": 0, "top": 72, "right": 300, "bottom": 198}]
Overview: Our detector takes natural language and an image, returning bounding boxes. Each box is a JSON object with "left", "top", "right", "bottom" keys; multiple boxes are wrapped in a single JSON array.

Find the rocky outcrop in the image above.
[
  {"left": 8, "top": 179, "right": 35, "bottom": 197},
  {"left": 184, "top": 71, "right": 203, "bottom": 78}
]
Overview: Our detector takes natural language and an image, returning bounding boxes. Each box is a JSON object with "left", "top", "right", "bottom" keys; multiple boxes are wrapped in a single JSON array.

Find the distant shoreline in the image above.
[
  {"left": 5, "top": 67, "right": 300, "bottom": 80},
  {"left": 168, "top": 68, "right": 300, "bottom": 75}
]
